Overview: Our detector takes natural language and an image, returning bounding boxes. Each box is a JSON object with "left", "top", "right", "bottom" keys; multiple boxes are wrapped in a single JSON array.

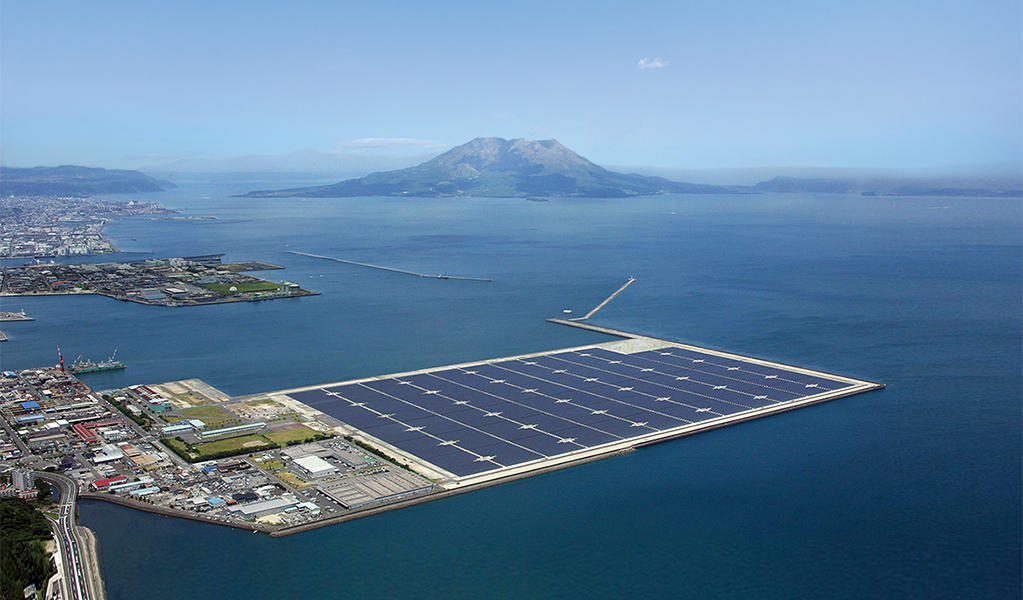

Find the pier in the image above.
[
  {"left": 288, "top": 250, "right": 492, "bottom": 282},
  {"left": 570, "top": 277, "right": 635, "bottom": 321}
]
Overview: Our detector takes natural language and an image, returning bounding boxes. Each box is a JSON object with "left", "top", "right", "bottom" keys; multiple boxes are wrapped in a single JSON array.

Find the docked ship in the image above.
[{"left": 69, "top": 349, "right": 126, "bottom": 375}]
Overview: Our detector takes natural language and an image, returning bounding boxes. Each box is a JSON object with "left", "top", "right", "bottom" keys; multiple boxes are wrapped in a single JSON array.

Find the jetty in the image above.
[
  {"left": 288, "top": 250, "right": 492, "bottom": 282},
  {"left": 570, "top": 277, "right": 635, "bottom": 321}
]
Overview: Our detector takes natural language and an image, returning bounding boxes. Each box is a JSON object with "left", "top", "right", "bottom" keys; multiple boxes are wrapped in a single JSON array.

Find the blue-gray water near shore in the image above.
[{"left": 2, "top": 182, "right": 1019, "bottom": 599}]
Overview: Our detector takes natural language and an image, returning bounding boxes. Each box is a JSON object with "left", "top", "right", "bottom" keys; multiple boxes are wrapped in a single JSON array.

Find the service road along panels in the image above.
[{"left": 281, "top": 329, "right": 883, "bottom": 488}]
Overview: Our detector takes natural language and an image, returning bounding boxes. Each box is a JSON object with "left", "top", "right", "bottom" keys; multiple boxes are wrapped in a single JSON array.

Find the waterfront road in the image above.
[{"left": 36, "top": 471, "right": 104, "bottom": 600}]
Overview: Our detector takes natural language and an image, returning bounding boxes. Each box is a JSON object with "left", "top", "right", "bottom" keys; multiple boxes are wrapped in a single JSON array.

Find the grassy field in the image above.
[
  {"left": 264, "top": 425, "right": 321, "bottom": 446},
  {"left": 181, "top": 405, "right": 239, "bottom": 428},
  {"left": 163, "top": 434, "right": 275, "bottom": 461},
  {"left": 198, "top": 280, "right": 281, "bottom": 294},
  {"left": 196, "top": 434, "right": 272, "bottom": 454}
]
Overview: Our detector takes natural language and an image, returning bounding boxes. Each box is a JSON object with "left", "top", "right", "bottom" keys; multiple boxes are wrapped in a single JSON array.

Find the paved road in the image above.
[{"left": 36, "top": 471, "right": 100, "bottom": 600}]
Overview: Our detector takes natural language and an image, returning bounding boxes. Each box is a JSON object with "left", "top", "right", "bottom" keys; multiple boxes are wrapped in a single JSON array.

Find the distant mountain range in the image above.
[
  {"left": 753, "top": 176, "right": 1022, "bottom": 197},
  {"left": 0, "top": 165, "right": 175, "bottom": 195},
  {"left": 240, "top": 137, "right": 730, "bottom": 198}
]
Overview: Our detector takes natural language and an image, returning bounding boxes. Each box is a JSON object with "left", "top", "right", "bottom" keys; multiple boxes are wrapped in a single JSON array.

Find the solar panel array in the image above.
[{"left": 289, "top": 345, "right": 857, "bottom": 477}]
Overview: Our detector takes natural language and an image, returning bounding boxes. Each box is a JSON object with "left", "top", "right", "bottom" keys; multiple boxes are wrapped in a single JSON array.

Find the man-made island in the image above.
[
  {"left": 0, "top": 321, "right": 882, "bottom": 541},
  {"left": 0, "top": 255, "right": 317, "bottom": 307}
]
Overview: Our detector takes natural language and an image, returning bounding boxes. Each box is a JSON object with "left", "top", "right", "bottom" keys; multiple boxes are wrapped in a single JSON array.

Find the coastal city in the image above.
[
  {"left": 0, "top": 196, "right": 171, "bottom": 258},
  {"left": 0, "top": 362, "right": 438, "bottom": 534}
]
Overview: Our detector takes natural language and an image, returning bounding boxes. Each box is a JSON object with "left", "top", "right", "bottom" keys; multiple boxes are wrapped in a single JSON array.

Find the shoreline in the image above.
[
  {"left": 77, "top": 524, "right": 107, "bottom": 600},
  {"left": 0, "top": 289, "right": 320, "bottom": 306},
  {"left": 79, "top": 447, "right": 636, "bottom": 538}
]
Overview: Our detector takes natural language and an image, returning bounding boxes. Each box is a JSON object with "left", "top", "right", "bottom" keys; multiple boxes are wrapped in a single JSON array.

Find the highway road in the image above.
[{"left": 36, "top": 471, "right": 103, "bottom": 600}]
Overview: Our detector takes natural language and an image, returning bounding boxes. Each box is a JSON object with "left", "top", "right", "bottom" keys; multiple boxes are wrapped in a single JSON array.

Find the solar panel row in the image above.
[{"left": 288, "top": 345, "right": 857, "bottom": 477}]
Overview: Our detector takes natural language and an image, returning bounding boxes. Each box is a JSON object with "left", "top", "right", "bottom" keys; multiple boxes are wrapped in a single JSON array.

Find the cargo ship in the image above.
[{"left": 69, "top": 350, "right": 126, "bottom": 375}]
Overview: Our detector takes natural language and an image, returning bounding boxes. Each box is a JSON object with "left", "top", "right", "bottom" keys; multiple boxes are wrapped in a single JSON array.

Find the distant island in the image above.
[
  {"left": 240, "top": 137, "right": 731, "bottom": 198},
  {"left": 753, "top": 175, "right": 1022, "bottom": 198},
  {"left": 0, "top": 165, "right": 175, "bottom": 195}
]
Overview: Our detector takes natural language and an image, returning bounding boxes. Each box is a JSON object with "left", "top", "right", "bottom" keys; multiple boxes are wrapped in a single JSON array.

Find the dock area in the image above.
[{"left": 0, "top": 310, "right": 33, "bottom": 321}]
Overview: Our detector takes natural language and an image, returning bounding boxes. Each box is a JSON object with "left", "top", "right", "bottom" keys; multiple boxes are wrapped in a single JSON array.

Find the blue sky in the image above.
[{"left": 1, "top": 0, "right": 1020, "bottom": 170}]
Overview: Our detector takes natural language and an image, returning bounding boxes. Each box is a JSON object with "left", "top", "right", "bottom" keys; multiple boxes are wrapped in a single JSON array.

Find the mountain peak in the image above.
[{"left": 241, "top": 137, "right": 728, "bottom": 198}]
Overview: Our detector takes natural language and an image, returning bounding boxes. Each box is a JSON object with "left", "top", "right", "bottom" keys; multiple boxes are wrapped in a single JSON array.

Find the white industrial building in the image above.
[
  {"left": 227, "top": 496, "right": 298, "bottom": 518},
  {"left": 293, "top": 455, "right": 337, "bottom": 477},
  {"left": 91, "top": 444, "right": 125, "bottom": 464}
]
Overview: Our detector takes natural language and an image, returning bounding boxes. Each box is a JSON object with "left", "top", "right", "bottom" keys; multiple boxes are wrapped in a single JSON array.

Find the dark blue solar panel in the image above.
[
  {"left": 635, "top": 349, "right": 848, "bottom": 391},
  {"left": 289, "top": 344, "right": 862, "bottom": 477}
]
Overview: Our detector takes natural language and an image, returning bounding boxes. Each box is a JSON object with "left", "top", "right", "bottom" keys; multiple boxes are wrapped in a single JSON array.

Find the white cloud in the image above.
[
  {"left": 335, "top": 137, "right": 447, "bottom": 152},
  {"left": 637, "top": 57, "right": 668, "bottom": 70}
]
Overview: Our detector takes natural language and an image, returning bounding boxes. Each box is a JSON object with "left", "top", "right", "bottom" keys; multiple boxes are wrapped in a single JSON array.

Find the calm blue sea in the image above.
[{"left": 2, "top": 182, "right": 1019, "bottom": 599}]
